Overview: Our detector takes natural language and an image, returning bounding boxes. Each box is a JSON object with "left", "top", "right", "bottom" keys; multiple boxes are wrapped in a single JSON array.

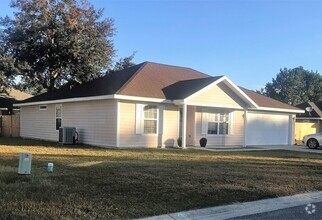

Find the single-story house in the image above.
[
  {"left": 0, "top": 88, "right": 32, "bottom": 115},
  {"left": 295, "top": 101, "right": 322, "bottom": 144},
  {"left": 15, "top": 62, "right": 303, "bottom": 148}
]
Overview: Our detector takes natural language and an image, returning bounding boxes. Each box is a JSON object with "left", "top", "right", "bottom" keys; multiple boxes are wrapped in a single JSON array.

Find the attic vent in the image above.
[{"left": 39, "top": 105, "right": 47, "bottom": 110}]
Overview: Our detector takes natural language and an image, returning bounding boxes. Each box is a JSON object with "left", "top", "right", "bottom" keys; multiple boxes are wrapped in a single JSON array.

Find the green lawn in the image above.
[{"left": 0, "top": 137, "right": 322, "bottom": 219}]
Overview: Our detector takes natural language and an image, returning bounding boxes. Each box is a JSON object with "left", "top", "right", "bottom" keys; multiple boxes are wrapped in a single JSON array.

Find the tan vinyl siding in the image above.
[
  {"left": 163, "top": 104, "right": 179, "bottom": 147},
  {"left": 62, "top": 100, "right": 117, "bottom": 147},
  {"left": 20, "top": 100, "right": 117, "bottom": 147},
  {"left": 20, "top": 104, "right": 58, "bottom": 141},
  {"left": 119, "top": 101, "right": 157, "bottom": 147},
  {"left": 118, "top": 101, "right": 179, "bottom": 148},
  {"left": 195, "top": 107, "right": 244, "bottom": 146},
  {"left": 186, "top": 105, "right": 195, "bottom": 145},
  {"left": 187, "top": 82, "right": 246, "bottom": 108}
]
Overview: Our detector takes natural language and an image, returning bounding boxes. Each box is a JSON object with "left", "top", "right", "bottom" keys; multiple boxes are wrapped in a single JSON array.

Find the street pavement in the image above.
[
  {"left": 140, "top": 192, "right": 322, "bottom": 220},
  {"left": 230, "top": 201, "right": 322, "bottom": 220}
]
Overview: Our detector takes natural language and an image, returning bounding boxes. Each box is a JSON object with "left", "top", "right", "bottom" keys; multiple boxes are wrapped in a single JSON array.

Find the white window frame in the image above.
[
  {"left": 39, "top": 105, "right": 47, "bottom": 110},
  {"left": 143, "top": 105, "right": 158, "bottom": 135},
  {"left": 55, "top": 104, "right": 62, "bottom": 130},
  {"left": 136, "top": 104, "right": 159, "bottom": 135},
  {"left": 204, "top": 111, "right": 230, "bottom": 136}
]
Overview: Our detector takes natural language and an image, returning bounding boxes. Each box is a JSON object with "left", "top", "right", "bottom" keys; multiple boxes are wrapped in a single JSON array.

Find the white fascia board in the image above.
[
  {"left": 222, "top": 77, "right": 258, "bottom": 108},
  {"left": 14, "top": 94, "right": 172, "bottom": 107},
  {"left": 185, "top": 103, "right": 243, "bottom": 110},
  {"left": 173, "top": 100, "right": 185, "bottom": 105},
  {"left": 14, "top": 95, "right": 115, "bottom": 106},
  {"left": 183, "top": 76, "right": 258, "bottom": 108},
  {"left": 248, "top": 107, "right": 305, "bottom": 114},
  {"left": 114, "top": 95, "right": 172, "bottom": 103}
]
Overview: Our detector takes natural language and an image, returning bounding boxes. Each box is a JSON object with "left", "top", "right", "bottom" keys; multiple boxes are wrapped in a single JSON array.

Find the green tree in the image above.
[
  {"left": 260, "top": 67, "right": 322, "bottom": 105},
  {"left": 108, "top": 52, "right": 136, "bottom": 73},
  {"left": 0, "top": 0, "right": 115, "bottom": 93}
]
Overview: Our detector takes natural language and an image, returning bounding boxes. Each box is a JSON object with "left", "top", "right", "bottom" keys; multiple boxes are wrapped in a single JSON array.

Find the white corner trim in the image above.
[
  {"left": 248, "top": 107, "right": 304, "bottom": 114},
  {"left": 116, "top": 101, "right": 120, "bottom": 147}
]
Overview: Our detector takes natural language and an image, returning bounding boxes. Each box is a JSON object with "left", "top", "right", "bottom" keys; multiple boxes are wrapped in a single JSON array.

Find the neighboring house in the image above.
[
  {"left": 14, "top": 62, "right": 303, "bottom": 148},
  {"left": 0, "top": 88, "right": 32, "bottom": 115},
  {"left": 295, "top": 101, "right": 322, "bottom": 144}
]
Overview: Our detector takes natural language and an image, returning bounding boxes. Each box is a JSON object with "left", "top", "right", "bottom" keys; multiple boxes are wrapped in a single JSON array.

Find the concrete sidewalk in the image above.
[{"left": 139, "top": 191, "right": 322, "bottom": 220}]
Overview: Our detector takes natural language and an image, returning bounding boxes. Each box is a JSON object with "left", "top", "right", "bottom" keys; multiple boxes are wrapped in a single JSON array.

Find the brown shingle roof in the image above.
[
  {"left": 239, "top": 87, "right": 300, "bottom": 110},
  {"left": 162, "top": 76, "right": 223, "bottom": 99},
  {"left": 18, "top": 61, "right": 300, "bottom": 111},
  {"left": 296, "top": 101, "right": 322, "bottom": 118},
  {"left": 19, "top": 63, "right": 145, "bottom": 103},
  {"left": 118, "top": 62, "right": 209, "bottom": 98}
]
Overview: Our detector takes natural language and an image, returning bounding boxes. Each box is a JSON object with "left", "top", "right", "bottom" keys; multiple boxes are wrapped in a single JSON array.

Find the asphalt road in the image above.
[{"left": 230, "top": 201, "right": 322, "bottom": 220}]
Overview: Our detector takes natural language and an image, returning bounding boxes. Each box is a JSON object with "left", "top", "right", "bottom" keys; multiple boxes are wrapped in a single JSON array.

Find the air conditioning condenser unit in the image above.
[{"left": 59, "top": 127, "right": 77, "bottom": 144}]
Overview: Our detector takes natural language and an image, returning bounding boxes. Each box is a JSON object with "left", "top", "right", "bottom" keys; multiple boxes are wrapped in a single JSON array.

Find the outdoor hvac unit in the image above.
[{"left": 59, "top": 127, "right": 76, "bottom": 144}]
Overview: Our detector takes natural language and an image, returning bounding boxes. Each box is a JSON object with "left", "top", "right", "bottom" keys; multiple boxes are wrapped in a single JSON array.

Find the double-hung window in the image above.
[
  {"left": 136, "top": 104, "right": 160, "bottom": 135},
  {"left": 143, "top": 105, "right": 158, "bottom": 134},
  {"left": 207, "top": 112, "right": 229, "bottom": 135},
  {"left": 55, "top": 104, "right": 62, "bottom": 130}
]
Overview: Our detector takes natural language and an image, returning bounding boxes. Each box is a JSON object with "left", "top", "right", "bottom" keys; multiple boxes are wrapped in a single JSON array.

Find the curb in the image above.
[{"left": 139, "top": 191, "right": 322, "bottom": 220}]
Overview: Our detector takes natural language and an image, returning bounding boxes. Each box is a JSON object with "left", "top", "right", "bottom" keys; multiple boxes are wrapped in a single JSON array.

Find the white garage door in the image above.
[{"left": 246, "top": 112, "right": 290, "bottom": 145}]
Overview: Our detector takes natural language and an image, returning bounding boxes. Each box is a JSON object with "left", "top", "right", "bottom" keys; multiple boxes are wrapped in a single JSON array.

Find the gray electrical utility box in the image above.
[{"left": 18, "top": 152, "right": 32, "bottom": 175}]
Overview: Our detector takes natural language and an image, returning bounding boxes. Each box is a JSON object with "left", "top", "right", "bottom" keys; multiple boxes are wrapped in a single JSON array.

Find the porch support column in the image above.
[
  {"left": 182, "top": 103, "right": 187, "bottom": 149},
  {"left": 243, "top": 110, "right": 248, "bottom": 147}
]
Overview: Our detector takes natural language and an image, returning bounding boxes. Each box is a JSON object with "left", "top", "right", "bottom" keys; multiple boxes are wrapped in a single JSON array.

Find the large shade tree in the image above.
[
  {"left": 0, "top": 0, "right": 115, "bottom": 93},
  {"left": 259, "top": 67, "right": 322, "bottom": 105}
]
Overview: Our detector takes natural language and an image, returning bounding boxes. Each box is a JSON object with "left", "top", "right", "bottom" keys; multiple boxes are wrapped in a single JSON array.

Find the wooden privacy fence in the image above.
[{"left": 0, "top": 115, "right": 20, "bottom": 137}]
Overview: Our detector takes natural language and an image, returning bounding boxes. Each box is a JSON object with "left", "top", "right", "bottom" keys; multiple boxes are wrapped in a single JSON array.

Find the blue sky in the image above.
[{"left": 1, "top": 0, "right": 322, "bottom": 90}]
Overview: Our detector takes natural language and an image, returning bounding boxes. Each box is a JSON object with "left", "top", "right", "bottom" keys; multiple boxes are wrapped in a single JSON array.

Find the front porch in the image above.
[{"left": 178, "top": 104, "right": 246, "bottom": 148}]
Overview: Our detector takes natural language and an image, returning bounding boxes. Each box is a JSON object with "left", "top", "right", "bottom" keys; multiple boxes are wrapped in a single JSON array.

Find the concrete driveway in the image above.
[
  {"left": 254, "top": 145, "right": 322, "bottom": 154},
  {"left": 191, "top": 145, "right": 322, "bottom": 154}
]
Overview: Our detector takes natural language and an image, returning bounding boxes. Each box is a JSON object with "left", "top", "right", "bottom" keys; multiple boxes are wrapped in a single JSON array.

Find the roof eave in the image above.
[{"left": 248, "top": 107, "right": 304, "bottom": 114}]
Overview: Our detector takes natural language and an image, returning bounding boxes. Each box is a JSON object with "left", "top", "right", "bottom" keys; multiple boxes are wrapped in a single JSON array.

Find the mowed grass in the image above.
[{"left": 0, "top": 137, "right": 322, "bottom": 219}]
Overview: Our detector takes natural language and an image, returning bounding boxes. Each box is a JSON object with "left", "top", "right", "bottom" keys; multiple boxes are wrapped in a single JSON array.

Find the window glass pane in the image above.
[
  {"left": 208, "top": 113, "right": 218, "bottom": 122},
  {"left": 144, "top": 105, "right": 157, "bottom": 119},
  {"left": 56, "top": 118, "right": 61, "bottom": 130},
  {"left": 56, "top": 105, "right": 62, "bottom": 118},
  {"left": 208, "top": 122, "right": 218, "bottom": 134},
  {"left": 219, "top": 122, "right": 228, "bottom": 135},
  {"left": 144, "top": 120, "right": 157, "bottom": 134}
]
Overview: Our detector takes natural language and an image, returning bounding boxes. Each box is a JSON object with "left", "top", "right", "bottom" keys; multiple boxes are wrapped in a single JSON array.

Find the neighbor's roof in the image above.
[
  {"left": 18, "top": 62, "right": 299, "bottom": 111},
  {"left": 296, "top": 101, "right": 322, "bottom": 118},
  {"left": 0, "top": 88, "right": 32, "bottom": 109}
]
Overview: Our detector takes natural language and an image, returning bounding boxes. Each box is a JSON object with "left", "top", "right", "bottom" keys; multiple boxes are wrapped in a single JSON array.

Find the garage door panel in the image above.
[{"left": 246, "top": 113, "right": 289, "bottom": 145}]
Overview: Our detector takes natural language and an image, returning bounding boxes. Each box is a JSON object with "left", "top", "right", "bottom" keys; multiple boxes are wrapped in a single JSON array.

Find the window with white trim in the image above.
[
  {"left": 143, "top": 105, "right": 158, "bottom": 134},
  {"left": 39, "top": 105, "right": 47, "bottom": 110},
  {"left": 136, "top": 104, "right": 161, "bottom": 135},
  {"left": 207, "top": 112, "right": 229, "bottom": 135},
  {"left": 55, "top": 104, "right": 62, "bottom": 130}
]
